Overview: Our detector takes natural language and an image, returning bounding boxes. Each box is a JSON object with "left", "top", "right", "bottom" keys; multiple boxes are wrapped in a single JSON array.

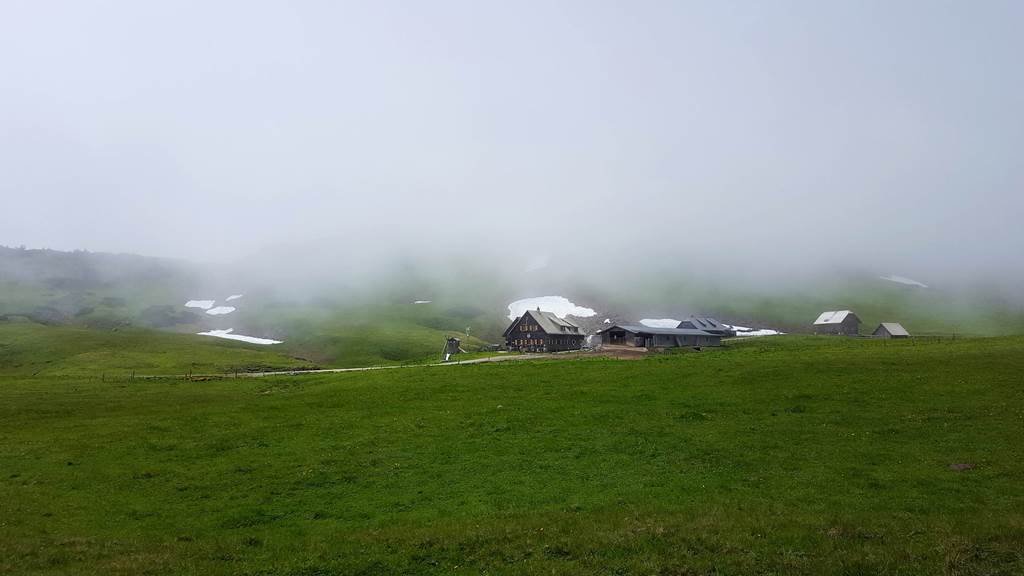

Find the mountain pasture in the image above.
[{"left": 1, "top": 336, "right": 1022, "bottom": 574}]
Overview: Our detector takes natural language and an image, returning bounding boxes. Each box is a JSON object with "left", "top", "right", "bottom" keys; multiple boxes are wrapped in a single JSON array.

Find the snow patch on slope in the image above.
[
  {"left": 197, "top": 329, "right": 282, "bottom": 345},
  {"left": 880, "top": 275, "right": 928, "bottom": 288},
  {"left": 185, "top": 300, "right": 215, "bottom": 310},
  {"left": 507, "top": 296, "right": 596, "bottom": 320},
  {"left": 727, "top": 324, "right": 784, "bottom": 337}
]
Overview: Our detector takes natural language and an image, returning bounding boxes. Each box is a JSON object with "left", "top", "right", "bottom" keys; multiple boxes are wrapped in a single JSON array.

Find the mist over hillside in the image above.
[
  {"left": 2, "top": 2, "right": 1023, "bottom": 291},
  {"left": 2, "top": 0, "right": 1023, "bottom": 354},
  {"left": 3, "top": 245, "right": 1023, "bottom": 351}
]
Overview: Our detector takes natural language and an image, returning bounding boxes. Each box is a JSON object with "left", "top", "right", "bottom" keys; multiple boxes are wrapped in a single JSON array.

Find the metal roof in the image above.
[
  {"left": 524, "top": 309, "right": 582, "bottom": 335},
  {"left": 596, "top": 324, "right": 716, "bottom": 337},
  {"left": 814, "top": 310, "right": 859, "bottom": 325},
  {"left": 876, "top": 322, "right": 910, "bottom": 336},
  {"left": 678, "top": 316, "right": 730, "bottom": 331}
]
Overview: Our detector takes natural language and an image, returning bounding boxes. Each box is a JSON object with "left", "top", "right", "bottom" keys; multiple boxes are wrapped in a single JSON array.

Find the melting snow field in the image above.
[
  {"left": 727, "top": 324, "right": 784, "bottom": 337},
  {"left": 880, "top": 275, "right": 928, "bottom": 288},
  {"left": 225, "top": 294, "right": 244, "bottom": 302},
  {"left": 197, "top": 329, "right": 282, "bottom": 345},
  {"left": 413, "top": 300, "right": 432, "bottom": 304},
  {"left": 205, "top": 306, "right": 236, "bottom": 316},
  {"left": 185, "top": 300, "right": 215, "bottom": 310},
  {"left": 507, "top": 296, "right": 596, "bottom": 320},
  {"left": 639, "top": 318, "right": 682, "bottom": 328}
]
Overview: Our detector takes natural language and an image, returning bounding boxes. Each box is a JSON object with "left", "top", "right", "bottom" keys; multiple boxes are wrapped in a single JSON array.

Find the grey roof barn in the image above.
[
  {"left": 677, "top": 316, "right": 736, "bottom": 337},
  {"left": 595, "top": 324, "right": 722, "bottom": 348},
  {"left": 873, "top": 322, "right": 910, "bottom": 338},
  {"left": 813, "top": 310, "right": 862, "bottom": 335}
]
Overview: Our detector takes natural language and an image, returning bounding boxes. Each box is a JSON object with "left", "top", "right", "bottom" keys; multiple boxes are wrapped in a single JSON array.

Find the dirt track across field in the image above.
[{"left": 141, "top": 347, "right": 652, "bottom": 380}]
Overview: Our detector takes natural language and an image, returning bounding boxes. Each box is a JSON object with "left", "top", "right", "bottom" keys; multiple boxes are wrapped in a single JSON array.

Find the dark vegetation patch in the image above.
[
  {"left": 28, "top": 306, "right": 70, "bottom": 325},
  {"left": 138, "top": 305, "right": 201, "bottom": 328}
]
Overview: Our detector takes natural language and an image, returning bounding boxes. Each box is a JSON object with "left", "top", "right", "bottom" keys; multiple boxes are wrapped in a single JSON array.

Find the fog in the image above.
[{"left": 1, "top": 1, "right": 1022, "bottom": 287}]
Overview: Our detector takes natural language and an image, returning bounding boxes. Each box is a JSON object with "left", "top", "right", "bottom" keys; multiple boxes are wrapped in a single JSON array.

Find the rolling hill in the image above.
[{"left": 3, "top": 245, "right": 1024, "bottom": 370}]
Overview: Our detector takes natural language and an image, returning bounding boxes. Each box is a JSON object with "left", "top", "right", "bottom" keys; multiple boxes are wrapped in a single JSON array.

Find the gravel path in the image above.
[{"left": 140, "top": 352, "right": 574, "bottom": 379}]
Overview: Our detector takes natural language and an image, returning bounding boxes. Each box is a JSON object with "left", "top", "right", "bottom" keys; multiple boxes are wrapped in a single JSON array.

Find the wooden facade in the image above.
[{"left": 503, "top": 309, "right": 585, "bottom": 352}]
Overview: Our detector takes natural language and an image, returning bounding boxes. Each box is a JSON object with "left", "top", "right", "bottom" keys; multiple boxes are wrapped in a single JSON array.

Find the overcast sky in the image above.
[{"left": 1, "top": 1, "right": 1021, "bottom": 281}]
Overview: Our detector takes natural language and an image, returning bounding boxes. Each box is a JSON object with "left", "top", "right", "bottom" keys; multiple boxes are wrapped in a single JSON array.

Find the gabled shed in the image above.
[
  {"left": 813, "top": 310, "right": 862, "bottom": 336},
  {"left": 873, "top": 322, "right": 910, "bottom": 339}
]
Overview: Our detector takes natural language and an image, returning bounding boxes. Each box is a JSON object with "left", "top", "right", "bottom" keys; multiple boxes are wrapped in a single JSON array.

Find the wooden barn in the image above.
[
  {"left": 813, "top": 310, "right": 862, "bottom": 336},
  {"left": 596, "top": 324, "right": 722, "bottom": 348},
  {"left": 503, "top": 308, "right": 585, "bottom": 352},
  {"left": 873, "top": 322, "right": 910, "bottom": 339}
]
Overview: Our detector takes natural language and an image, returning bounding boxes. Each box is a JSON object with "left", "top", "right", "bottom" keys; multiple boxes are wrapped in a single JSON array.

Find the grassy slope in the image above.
[
  {"left": 245, "top": 300, "right": 497, "bottom": 368},
  {"left": 711, "top": 281, "right": 1024, "bottom": 336},
  {"left": 0, "top": 299, "right": 496, "bottom": 374},
  {"left": 1, "top": 336, "right": 1022, "bottom": 574},
  {"left": 5, "top": 246, "right": 1024, "bottom": 370},
  {"left": 0, "top": 322, "right": 314, "bottom": 377},
  {"left": 592, "top": 275, "right": 1024, "bottom": 337}
]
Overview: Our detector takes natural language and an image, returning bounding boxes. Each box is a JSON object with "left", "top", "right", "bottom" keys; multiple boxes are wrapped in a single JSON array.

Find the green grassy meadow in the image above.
[
  {"left": 0, "top": 323, "right": 314, "bottom": 377},
  {"left": 247, "top": 300, "right": 498, "bottom": 368},
  {"left": 2, "top": 334, "right": 1022, "bottom": 574}
]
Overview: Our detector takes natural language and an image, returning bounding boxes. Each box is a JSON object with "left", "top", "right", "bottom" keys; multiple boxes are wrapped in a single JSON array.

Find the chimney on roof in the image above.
[{"left": 536, "top": 307, "right": 540, "bottom": 311}]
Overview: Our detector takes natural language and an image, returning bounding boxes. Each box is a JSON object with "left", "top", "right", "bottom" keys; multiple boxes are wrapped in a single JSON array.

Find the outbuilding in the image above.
[
  {"left": 873, "top": 322, "right": 910, "bottom": 339},
  {"left": 813, "top": 310, "right": 862, "bottom": 336},
  {"left": 596, "top": 324, "right": 721, "bottom": 348}
]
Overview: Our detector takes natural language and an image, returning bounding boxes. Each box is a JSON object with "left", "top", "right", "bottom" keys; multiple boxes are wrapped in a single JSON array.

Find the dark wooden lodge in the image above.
[{"left": 504, "top": 309, "right": 585, "bottom": 352}]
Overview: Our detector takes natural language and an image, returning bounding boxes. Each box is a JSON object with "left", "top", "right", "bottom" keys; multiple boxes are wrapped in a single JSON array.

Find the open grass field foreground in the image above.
[{"left": 1, "top": 335, "right": 1023, "bottom": 575}]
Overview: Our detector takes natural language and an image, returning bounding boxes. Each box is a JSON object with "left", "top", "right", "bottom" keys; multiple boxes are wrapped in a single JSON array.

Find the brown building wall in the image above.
[{"left": 505, "top": 311, "right": 584, "bottom": 352}]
